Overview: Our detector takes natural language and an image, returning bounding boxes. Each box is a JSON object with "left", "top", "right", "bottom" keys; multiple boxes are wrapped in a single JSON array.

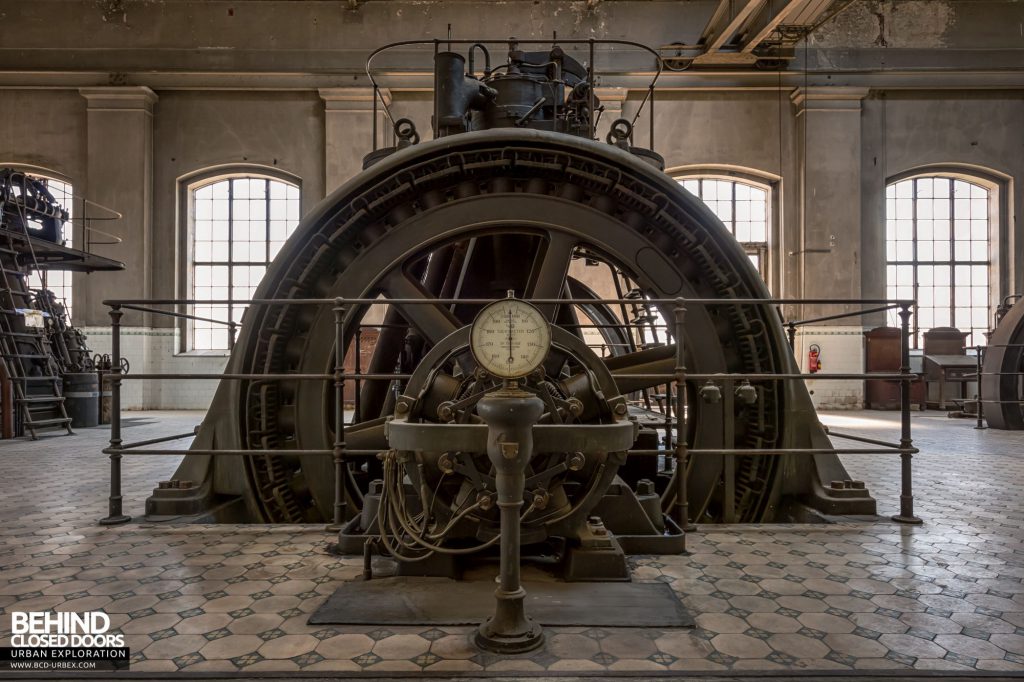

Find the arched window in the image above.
[
  {"left": 189, "top": 175, "right": 300, "bottom": 351},
  {"left": 677, "top": 177, "right": 770, "bottom": 277},
  {"left": 886, "top": 176, "right": 992, "bottom": 347},
  {"left": 25, "top": 175, "right": 74, "bottom": 318}
]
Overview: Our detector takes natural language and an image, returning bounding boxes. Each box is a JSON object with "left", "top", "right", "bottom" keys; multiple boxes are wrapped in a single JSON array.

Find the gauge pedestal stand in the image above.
[{"left": 474, "top": 380, "right": 546, "bottom": 654}]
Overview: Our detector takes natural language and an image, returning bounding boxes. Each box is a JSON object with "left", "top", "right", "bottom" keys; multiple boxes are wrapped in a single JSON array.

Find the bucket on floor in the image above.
[{"left": 63, "top": 372, "right": 99, "bottom": 428}]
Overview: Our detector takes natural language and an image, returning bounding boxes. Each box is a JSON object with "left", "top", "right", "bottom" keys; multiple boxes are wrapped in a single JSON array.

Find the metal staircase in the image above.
[
  {"left": 0, "top": 169, "right": 126, "bottom": 439},
  {"left": 0, "top": 217, "right": 73, "bottom": 439}
]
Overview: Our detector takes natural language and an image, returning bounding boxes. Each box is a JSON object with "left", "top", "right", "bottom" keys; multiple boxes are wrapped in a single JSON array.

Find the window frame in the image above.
[
  {"left": 670, "top": 168, "right": 779, "bottom": 293},
  {"left": 884, "top": 170, "right": 1001, "bottom": 348},
  {"left": 177, "top": 166, "right": 302, "bottom": 355}
]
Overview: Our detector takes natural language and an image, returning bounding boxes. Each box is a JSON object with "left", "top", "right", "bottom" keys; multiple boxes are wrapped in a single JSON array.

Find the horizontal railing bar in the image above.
[
  {"left": 118, "top": 373, "right": 332, "bottom": 380},
  {"left": 686, "top": 447, "right": 919, "bottom": 455},
  {"left": 611, "top": 373, "right": 913, "bottom": 381},
  {"left": 111, "top": 446, "right": 912, "bottom": 457},
  {"left": 104, "top": 448, "right": 385, "bottom": 456},
  {"left": 104, "top": 297, "right": 915, "bottom": 307},
  {"left": 105, "top": 448, "right": 333, "bottom": 456},
  {"left": 823, "top": 430, "right": 904, "bottom": 449},
  {"left": 117, "top": 303, "right": 237, "bottom": 328},
  {"left": 119, "top": 431, "right": 198, "bottom": 450},
  {"left": 789, "top": 304, "right": 900, "bottom": 327},
  {"left": 117, "top": 373, "right": 412, "bottom": 381},
  {"left": 627, "top": 447, "right": 914, "bottom": 455}
]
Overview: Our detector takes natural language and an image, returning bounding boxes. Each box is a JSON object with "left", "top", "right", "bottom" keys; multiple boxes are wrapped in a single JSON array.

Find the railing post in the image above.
[
  {"left": 974, "top": 344, "right": 986, "bottom": 430},
  {"left": 786, "top": 322, "right": 797, "bottom": 351},
  {"left": 673, "top": 298, "right": 695, "bottom": 538},
  {"left": 891, "top": 302, "right": 922, "bottom": 525},
  {"left": 100, "top": 305, "right": 130, "bottom": 526},
  {"left": 328, "top": 299, "right": 347, "bottom": 531}
]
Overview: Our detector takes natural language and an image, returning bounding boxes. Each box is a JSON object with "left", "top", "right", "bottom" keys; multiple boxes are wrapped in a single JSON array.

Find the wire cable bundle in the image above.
[{"left": 374, "top": 450, "right": 537, "bottom": 562}]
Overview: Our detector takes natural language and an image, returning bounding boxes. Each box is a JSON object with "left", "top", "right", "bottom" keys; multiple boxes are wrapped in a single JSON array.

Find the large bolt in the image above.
[
  {"left": 567, "top": 398, "right": 584, "bottom": 417},
  {"left": 532, "top": 488, "right": 549, "bottom": 510},
  {"left": 734, "top": 381, "right": 758, "bottom": 406},
  {"left": 698, "top": 381, "right": 722, "bottom": 404},
  {"left": 567, "top": 452, "right": 585, "bottom": 471}
]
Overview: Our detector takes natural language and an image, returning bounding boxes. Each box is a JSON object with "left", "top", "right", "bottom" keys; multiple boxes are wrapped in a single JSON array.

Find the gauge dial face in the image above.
[{"left": 470, "top": 299, "right": 552, "bottom": 379}]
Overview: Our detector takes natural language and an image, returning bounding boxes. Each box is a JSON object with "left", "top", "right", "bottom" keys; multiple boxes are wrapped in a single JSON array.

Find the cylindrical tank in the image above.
[{"left": 63, "top": 372, "right": 99, "bottom": 428}]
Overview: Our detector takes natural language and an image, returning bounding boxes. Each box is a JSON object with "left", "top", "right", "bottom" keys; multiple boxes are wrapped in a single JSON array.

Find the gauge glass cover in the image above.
[{"left": 470, "top": 299, "right": 552, "bottom": 379}]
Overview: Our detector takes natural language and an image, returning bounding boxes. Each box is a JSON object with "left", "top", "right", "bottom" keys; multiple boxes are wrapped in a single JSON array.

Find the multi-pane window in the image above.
[
  {"left": 26, "top": 176, "right": 73, "bottom": 319},
  {"left": 886, "top": 177, "right": 991, "bottom": 347},
  {"left": 191, "top": 176, "right": 300, "bottom": 351},
  {"left": 678, "top": 177, "right": 769, "bottom": 276}
]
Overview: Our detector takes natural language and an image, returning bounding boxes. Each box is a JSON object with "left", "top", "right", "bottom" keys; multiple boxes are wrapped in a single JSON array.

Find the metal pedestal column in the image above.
[
  {"left": 891, "top": 303, "right": 923, "bottom": 525},
  {"left": 474, "top": 383, "right": 545, "bottom": 654},
  {"left": 100, "top": 306, "right": 131, "bottom": 526}
]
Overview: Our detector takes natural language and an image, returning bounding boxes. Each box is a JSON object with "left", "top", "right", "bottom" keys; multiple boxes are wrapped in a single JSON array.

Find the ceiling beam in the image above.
[
  {"left": 698, "top": 0, "right": 733, "bottom": 46},
  {"left": 740, "top": 0, "right": 812, "bottom": 53},
  {"left": 791, "top": 0, "right": 836, "bottom": 25},
  {"left": 705, "top": 0, "right": 768, "bottom": 54}
]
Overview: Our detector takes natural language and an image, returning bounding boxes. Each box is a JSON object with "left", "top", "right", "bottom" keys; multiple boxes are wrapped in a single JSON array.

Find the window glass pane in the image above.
[
  {"left": 190, "top": 176, "right": 301, "bottom": 350},
  {"left": 675, "top": 176, "right": 770, "bottom": 282},
  {"left": 26, "top": 175, "right": 74, "bottom": 318},
  {"left": 885, "top": 176, "right": 991, "bottom": 348},
  {"left": 895, "top": 197, "right": 913, "bottom": 220}
]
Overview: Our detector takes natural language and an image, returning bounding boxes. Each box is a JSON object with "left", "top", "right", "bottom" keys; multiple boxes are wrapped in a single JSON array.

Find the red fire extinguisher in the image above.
[{"left": 808, "top": 344, "right": 822, "bottom": 374}]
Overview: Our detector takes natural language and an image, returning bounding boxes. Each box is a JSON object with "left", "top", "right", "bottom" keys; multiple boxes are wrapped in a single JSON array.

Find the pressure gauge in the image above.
[{"left": 470, "top": 297, "right": 552, "bottom": 379}]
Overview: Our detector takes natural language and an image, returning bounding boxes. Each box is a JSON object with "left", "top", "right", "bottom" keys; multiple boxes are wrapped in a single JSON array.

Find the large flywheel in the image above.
[{"left": 155, "top": 128, "right": 851, "bottom": 528}]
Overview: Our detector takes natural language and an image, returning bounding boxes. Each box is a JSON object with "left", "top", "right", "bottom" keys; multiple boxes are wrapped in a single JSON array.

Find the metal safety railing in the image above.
[{"left": 98, "top": 296, "right": 923, "bottom": 529}]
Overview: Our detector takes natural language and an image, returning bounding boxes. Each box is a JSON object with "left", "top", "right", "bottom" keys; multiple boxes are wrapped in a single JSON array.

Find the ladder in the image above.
[{"left": 0, "top": 183, "right": 73, "bottom": 439}]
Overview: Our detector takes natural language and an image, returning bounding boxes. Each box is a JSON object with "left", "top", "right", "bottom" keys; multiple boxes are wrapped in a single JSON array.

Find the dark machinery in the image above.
[
  {"left": 0, "top": 169, "right": 124, "bottom": 436},
  {"left": 981, "top": 295, "right": 1024, "bottom": 429},
  {"left": 148, "top": 39, "right": 874, "bottom": 578}
]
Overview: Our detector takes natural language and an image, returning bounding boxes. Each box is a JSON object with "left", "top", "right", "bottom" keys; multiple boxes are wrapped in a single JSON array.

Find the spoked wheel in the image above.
[{"left": 181, "top": 129, "right": 825, "bottom": 525}]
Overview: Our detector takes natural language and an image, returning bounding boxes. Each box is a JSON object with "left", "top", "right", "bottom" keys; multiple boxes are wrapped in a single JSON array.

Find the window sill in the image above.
[{"left": 174, "top": 350, "right": 232, "bottom": 358}]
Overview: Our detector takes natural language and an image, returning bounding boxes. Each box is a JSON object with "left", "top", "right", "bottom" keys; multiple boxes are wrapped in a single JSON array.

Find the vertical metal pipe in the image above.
[
  {"left": 673, "top": 299, "right": 694, "bottom": 537},
  {"left": 891, "top": 302, "right": 922, "bottom": 524},
  {"left": 649, "top": 83, "right": 655, "bottom": 149},
  {"left": 354, "top": 325, "right": 362, "bottom": 425},
  {"left": 100, "top": 306, "right": 130, "bottom": 525},
  {"left": 722, "top": 379, "right": 735, "bottom": 524},
  {"left": 329, "top": 300, "right": 347, "bottom": 530},
  {"left": 974, "top": 344, "right": 986, "bottom": 430},
  {"left": 663, "top": 380, "right": 672, "bottom": 457},
  {"left": 475, "top": 386, "right": 544, "bottom": 653},
  {"left": 588, "top": 39, "right": 596, "bottom": 140},
  {"left": 372, "top": 84, "right": 379, "bottom": 152}
]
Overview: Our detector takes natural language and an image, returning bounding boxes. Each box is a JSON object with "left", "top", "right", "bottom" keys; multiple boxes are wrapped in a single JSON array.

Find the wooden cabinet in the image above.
[{"left": 864, "top": 326, "right": 925, "bottom": 410}]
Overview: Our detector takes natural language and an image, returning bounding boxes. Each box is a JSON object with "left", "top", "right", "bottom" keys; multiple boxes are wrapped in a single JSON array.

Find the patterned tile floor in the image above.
[{"left": 2, "top": 410, "right": 1024, "bottom": 677}]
